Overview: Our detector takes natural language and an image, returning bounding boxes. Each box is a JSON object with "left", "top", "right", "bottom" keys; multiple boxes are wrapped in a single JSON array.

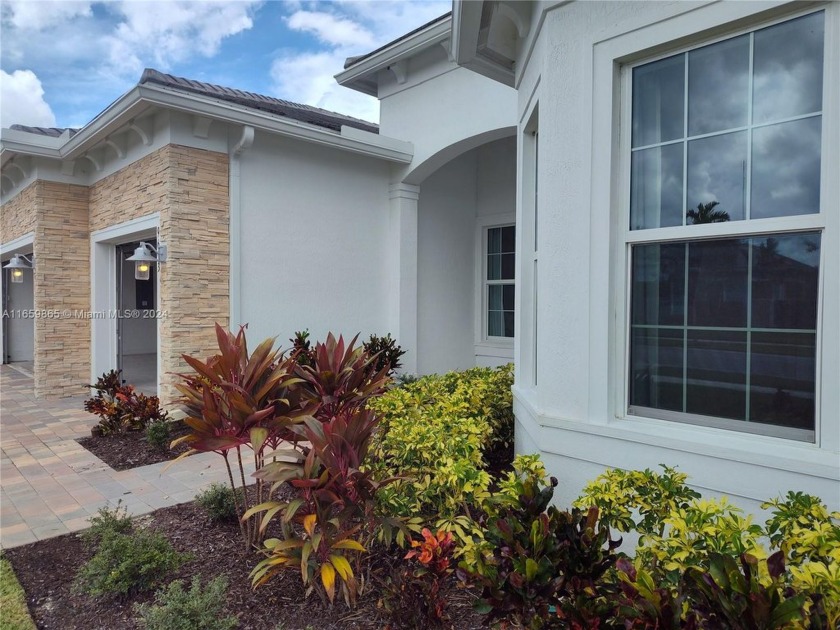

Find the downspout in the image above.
[{"left": 229, "top": 125, "right": 254, "bottom": 329}]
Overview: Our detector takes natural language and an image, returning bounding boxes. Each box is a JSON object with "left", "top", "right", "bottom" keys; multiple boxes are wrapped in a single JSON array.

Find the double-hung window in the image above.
[
  {"left": 625, "top": 10, "right": 825, "bottom": 441},
  {"left": 486, "top": 225, "right": 516, "bottom": 339}
]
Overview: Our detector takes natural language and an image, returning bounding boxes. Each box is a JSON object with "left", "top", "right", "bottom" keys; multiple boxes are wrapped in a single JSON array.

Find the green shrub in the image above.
[
  {"left": 134, "top": 576, "right": 238, "bottom": 630},
  {"left": 577, "top": 467, "right": 840, "bottom": 628},
  {"left": 367, "top": 366, "right": 513, "bottom": 526},
  {"left": 81, "top": 501, "right": 132, "bottom": 545},
  {"left": 75, "top": 530, "right": 187, "bottom": 596},
  {"left": 195, "top": 483, "right": 240, "bottom": 522},
  {"left": 145, "top": 420, "right": 171, "bottom": 450},
  {"left": 574, "top": 465, "right": 701, "bottom": 538}
]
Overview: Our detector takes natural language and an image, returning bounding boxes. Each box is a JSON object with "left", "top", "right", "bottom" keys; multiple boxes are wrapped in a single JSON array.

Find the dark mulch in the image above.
[
  {"left": 76, "top": 422, "right": 192, "bottom": 471},
  {"left": 5, "top": 495, "right": 487, "bottom": 630}
]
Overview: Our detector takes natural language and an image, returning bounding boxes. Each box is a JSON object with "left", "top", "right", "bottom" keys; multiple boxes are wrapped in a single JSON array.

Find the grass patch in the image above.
[{"left": 0, "top": 554, "right": 36, "bottom": 630}]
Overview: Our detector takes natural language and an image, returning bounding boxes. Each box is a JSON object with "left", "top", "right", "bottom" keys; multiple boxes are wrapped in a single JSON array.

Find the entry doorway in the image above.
[
  {"left": 1, "top": 254, "right": 35, "bottom": 374},
  {"left": 116, "top": 240, "right": 157, "bottom": 394}
]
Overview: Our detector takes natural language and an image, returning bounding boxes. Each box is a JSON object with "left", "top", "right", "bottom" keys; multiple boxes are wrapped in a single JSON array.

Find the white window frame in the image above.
[
  {"left": 615, "top": 6, "right": 837, "bottom": 444},
  {"left": 475, "top": 214, "right": 516, "bottom": 354}
]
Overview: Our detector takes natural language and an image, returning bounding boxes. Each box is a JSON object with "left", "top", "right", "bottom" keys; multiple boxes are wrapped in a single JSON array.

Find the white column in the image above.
[{"left": 388, "top": 183, "right": 420, "bottom": 374}]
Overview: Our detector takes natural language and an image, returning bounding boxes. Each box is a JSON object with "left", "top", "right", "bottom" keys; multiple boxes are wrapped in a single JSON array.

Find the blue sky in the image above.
[{"left": 0, "top": 0, "right": 451, "bottom": 129}]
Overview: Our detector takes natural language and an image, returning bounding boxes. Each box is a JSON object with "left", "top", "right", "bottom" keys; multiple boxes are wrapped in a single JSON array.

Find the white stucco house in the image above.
[
  {"left": 1, "top": 1, "right": 838, "bottom": 513},
  {"left": 450, "top": 0, "right": 839, "bottom": 513}
]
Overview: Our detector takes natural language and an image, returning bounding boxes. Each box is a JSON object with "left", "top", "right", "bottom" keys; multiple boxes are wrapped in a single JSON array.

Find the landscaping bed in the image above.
[
  {"left": 4, "top": 498, "right": 486, "bottom": 630},
  {"left": 76, "top": 421, "right": 192, "bottom": 471}
]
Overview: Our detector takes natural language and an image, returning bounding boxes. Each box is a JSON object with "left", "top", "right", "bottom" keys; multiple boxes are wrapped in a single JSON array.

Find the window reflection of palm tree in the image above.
[{"left": 687, "top": 201, "right": 730, "bottom": 224}]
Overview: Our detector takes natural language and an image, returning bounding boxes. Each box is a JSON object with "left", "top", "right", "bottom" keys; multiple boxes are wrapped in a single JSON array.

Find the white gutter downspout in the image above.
[{"left": 229, "top": 125, "right": 255, "bottom": 329}]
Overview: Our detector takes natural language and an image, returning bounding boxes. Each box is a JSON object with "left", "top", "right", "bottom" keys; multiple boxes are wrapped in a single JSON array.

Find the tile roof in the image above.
[
  {"left": 9, "top": 125, "right": 79, "bottom": 137},
  {"left": 140, "top": 69, "right": 379, "bottom": 134},
  {"left": 343, "top": 12, "right": 451, "bottom": 69}
]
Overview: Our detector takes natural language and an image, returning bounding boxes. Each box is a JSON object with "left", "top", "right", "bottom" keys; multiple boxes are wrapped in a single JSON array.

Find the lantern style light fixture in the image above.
[
  {"left": 3, "top": 254, "right": 34, "bottom": 284},
  {"left": 126, "top": 242, "right": 167, "bottom": 281}
]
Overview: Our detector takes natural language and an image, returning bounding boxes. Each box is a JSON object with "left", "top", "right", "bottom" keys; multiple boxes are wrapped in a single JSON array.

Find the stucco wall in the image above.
[
  {"left": 380, "top": 64, "right": 518, "bottom": 185},
  {"left": 417, "top": 149, "right": 478, "bottom": 374},
  {"left": 513, "top": 0, "right": 840, "bottom": 513},
  {"left": 237, "top": 132, "right": 390, "bottom": 349}
]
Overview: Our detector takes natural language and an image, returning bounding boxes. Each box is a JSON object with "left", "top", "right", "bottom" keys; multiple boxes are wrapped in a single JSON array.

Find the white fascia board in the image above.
[
  {"left": 451, "top": 0, "right": 484, "bottom": 67},
  {"left": 133, "top": 84, "right": 412, "bottom": 163},
  {"left": 335, "top": 17, "right": 453, "bottom": 95},
  {"left": 2, "top": 84, "right": 412, "bottom": 166}
]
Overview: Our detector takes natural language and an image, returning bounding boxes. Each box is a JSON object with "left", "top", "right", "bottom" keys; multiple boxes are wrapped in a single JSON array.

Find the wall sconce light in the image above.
[
  {"left": 3, "top": 254, "right": 33, "bottom": 284},
  {"left": 126, "top": 242, "right": 167, "bottom": 281}
]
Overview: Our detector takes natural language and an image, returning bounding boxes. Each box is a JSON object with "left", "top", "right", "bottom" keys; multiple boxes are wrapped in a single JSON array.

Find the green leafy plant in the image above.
[
  {"left": 366, "top": 366, "right": 514, "bottom": 532},
  {"left": 75, "top": 530, "right": 188, "bottom": 596},
  {"left": 134, "top": 576, "right": 238, "bottom": 630},
  {"left": 762, "top": 492, "right": 840, "bottom": 628},
  {"left": 575, "top": 465, "right": 701, "bottom": 538},
  {"left": 145, "top": 419, "right": 171, "bottom": 450},
  {"left": 81, "top": 500, "right": 133, "bottom": 545},
  {"left": 382, "top": 528, "right": 457, "bottom": 628},
  {"left": 195, "top": 483, "right": 241, "bottom": 522},
  {"left": 362, "top": 333, "right": 406, "bottom": 376},
  {"left": 85, "top": 369, "right": 168, "bottom": 435},
  {"left": 461, "top": 458, "right": 621, "bottom": 629},
  {"left": 682, "top": 551, "right": 806, "bottom": 629}
]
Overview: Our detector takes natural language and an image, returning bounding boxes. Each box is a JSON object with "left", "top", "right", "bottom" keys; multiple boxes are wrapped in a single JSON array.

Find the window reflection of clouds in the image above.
[
  {"left": 751, "top": 117, "right": 821, "bottom": 219},
  {"left": 631, "top": 144, "right": 684, "bottom": 229},
  {"left": 632, "top": 56, "right": 684, "bottom": 147},
  {"left": 689, "top": 35, "right": 749, "bottom": 136},
  {"left": 753, "top": 12, "right": 824, "bottom": 124},
  {"left": 687, "top": 132, "right": 747, "bottom": 221}
]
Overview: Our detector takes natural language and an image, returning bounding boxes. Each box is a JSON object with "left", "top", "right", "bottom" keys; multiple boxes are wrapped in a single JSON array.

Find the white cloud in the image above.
[
  {"left": 1, "top": 1, "right": 92, "bottom": 31},
  {"left": 286, "top": 10, "right": 373, "bottom": 48},
  {"left": 0, "top": 69, "right": 56, "bottom": 127},
  {"left": 273, "top": 0, "right": 449, "bottom": 123},
  {"left": 103, "top": 1, "right": 259, "bottom": 76},
  {"left": 270, "top": 50, "right": 378, "bottom": 123}
]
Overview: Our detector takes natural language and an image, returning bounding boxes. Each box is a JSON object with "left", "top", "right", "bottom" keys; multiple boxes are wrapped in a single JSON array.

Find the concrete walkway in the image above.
[{"left": 1, "top": 364, "right": 244, "bottom": 548}]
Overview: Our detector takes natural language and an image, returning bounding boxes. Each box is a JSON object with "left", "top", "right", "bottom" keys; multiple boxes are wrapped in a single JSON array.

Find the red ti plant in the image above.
[
  {"left": 295, "top": 333, "right": 391, "bottom": 421},
  {"left": 172, "top": 324, "right": 311, "bottom": 549}
]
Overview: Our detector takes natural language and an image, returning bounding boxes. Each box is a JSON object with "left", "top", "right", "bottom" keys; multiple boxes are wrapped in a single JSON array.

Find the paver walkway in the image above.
[{"left": 1, "top": 365, "right": 247, "bottom": 548}]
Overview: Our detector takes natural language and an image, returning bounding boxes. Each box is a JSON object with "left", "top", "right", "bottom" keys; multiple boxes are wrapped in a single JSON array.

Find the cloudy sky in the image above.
[{"left": 0, "top": 0, "right": 450, "bottom": 130}]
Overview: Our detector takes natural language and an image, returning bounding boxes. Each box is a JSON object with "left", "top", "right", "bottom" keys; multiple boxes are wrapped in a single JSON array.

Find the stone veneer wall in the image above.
[
  {"left": 1, "top": 144, "right": 229, "bottom": 403},
  {"left": 32, "top": 182, "right": 91, "bottom": 397},
  {"left": 89, "top": 146, "right": 171, "bottom": 231},
  {"left": 158, "top": 146, "right": 229, "bottom": 405},
  {"left": 90, "top": 144, "right": 230, "bottom": 405},
  {"left": 1, "top": 181, "right": 37, "bottom": 242}
]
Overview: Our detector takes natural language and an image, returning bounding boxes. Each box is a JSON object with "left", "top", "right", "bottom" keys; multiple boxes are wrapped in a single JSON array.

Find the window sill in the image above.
[
  {"left": 475, "top": 341, "right": 514, "bottom": 359},
  {"left": 512, "top": 386, "right": 840, "bottom": 481}
]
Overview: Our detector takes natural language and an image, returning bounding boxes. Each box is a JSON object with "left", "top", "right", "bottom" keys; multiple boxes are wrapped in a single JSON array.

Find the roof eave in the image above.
[
  {"left": 335, "top": 16, "right": 453, "bottom": 95},
  {"left": 2, "top": 84, "right": 412, "bottom": 166}
]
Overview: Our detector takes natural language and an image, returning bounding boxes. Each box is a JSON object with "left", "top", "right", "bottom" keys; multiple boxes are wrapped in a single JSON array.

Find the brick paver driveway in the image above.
[{"left": 1, "top": 365, "right": 244, "bottom": 548}]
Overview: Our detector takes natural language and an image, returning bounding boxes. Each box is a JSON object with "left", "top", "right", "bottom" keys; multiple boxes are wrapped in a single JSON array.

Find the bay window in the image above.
[{"left": 625, "top": 10, "right": 825, "bottom": 441}]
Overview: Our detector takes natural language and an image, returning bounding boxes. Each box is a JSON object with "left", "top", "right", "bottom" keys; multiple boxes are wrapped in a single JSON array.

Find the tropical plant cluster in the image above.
[
  {"left": 163, "top": 324, "right": 837, "bottom": 628},
  {"left": 84, "top": 369, "right": 168, "bottom": 434}
]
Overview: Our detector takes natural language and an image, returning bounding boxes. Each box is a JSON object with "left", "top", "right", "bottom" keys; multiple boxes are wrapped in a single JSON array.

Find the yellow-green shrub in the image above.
[{"left": 366, "top": 365, "right": 513, "bottom": 531}]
